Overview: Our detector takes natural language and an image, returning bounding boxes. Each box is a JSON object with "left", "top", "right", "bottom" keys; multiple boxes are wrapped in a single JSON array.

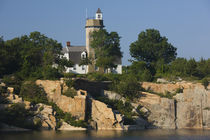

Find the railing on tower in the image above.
[{"left": 86, "top": 17, "right": 95, "bottom": 20}]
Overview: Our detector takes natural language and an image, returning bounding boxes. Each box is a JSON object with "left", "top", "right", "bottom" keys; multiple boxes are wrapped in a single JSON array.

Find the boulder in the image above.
[
  {"left": 7, "top": 87, "right": 14, "bottom": 94},
  {"left": 101, "top": 90, "right": 125, "bottom": 102},
  {"left": 36, "top": 80, "right": 87, "bottom": 120},
  {"left": 58, "top": 121, "right": 86, "bottom": 130},
  {"left": 157, "top": 78, "right": 169, "bottom": 83},
  {"left": 34, "top": 103, "right": 57, "bottom": 130},
  {"left": 91, "top": 99, "right": 124, "bottom": 130},
  {"left": 7, "top": 93, "right": 23, "bottom": 104},
  {"left": 0, "top": 82, "right": 6, "bottom": 87}
]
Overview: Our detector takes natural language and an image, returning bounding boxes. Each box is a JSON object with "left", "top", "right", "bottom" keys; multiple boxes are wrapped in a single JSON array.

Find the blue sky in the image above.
[{"left": 0, "top": 0, "right": 210, "bottom": 65}]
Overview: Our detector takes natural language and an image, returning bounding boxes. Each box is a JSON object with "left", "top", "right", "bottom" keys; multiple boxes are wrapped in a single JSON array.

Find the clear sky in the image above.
[{"left": 0, "top": 0, "right": 210, "bottom": 65}]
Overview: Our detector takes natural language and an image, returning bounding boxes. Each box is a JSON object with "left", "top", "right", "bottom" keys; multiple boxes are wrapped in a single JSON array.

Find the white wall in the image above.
[
  {"left": 111, "top": 65, "right": 122, "bottom": 74},
  {"left": 66, "top": 64, "right": 88, "bottom": 74},
  {"left": 63, "top": 53, "right": 69, "bottom": 60}
]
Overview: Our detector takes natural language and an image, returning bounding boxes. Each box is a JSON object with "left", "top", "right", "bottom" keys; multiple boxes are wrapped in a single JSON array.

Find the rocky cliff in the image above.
[
  {"left": 139, "top": 82, "right": 210, "bottom": 129},
  {"left": 36, "top": 80, "right": 87, "bottom": 120},
  {"left": 1, "top": 79, "right": 209, "bottom": 130},
  {"left": 35, "top": 80, "right": 123, "bottom": 130}
]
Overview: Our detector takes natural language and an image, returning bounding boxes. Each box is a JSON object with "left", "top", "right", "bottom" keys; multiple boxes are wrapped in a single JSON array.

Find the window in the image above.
[
  {"left": 82, "top": 65, "right": 85, "bottom": 70},
  {"left": 81, "top": 52, "right": 86, "bottom": 59},
  {"left": 95, "top": 66, "right": 99, "bottom": 71},
  {"left": 98, "top": 15, "right": 101, "bottom": 19},
  {"left": 82, "top": 54, "right": 85, "bottom": 59},
  {"left": 73, "top": 65, "right": 76, "bottom": 70}
]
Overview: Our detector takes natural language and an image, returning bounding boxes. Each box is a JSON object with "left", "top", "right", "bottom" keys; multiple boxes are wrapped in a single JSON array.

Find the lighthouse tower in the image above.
[
  {"left": 85, "top": 8, "right": 104, "bottom": 72},
  {"left": 85, "top": 8, "right": 104, "bottom": 56}
]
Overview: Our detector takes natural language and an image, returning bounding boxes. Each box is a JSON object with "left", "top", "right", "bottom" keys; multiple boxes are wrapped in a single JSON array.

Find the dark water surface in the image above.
[{"left": 1, "top": 129, "right": 210, "bottom": 140}]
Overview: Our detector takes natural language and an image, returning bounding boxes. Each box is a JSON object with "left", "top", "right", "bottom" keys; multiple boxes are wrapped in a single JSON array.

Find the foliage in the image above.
[
  {"left": 201, "top": 78, "right": 209, "bottom": 89},
  {"left": 145, "top": 88, "right": 176, "bottom": 99},
  {"left": 0, "top": 31, "right": 71, "bottom": 80},
  {"left": 49, "top": 102, "right": 87, "bottom": 128},
  {"left": 20, "top": 81, "right": 48, "bottom": 104},
  {"left": 0, "top": 103, "right": 41, "bottom": 129},
  {"left": 130, "top": 29, "right": 177, "bottom": 64},
  {"left": 169, "top": 57, "right": 188, "bottom": 77},
  {"left": 39, "top": 106, "right": 44, "bottom": 112},
  {"left": 63, "top": 113, "right": 87, "bottom": 128},
  {"left": 56, "top": 57, "right": 74, "bottom": 73},
  {"left": 42, "top": 66, "right": 63, "bottom": 80},
  {"left": 175, "top": 88, "right": 183, "bottom": 93},
  {"left": 2, "top": 74, "right": 22, "bottom": 94},
  {"left": 153, "top": 57, "right": 210, "bottom": 81},
  {"left": 90, "top": 29, "right": 122, "bottom": 72},
  {"left": 62, "top": 88, "right": 77, "bottom": 98},
  {"left": 79, "top": 57, "right": 92, "bottom": 66},
  {"left": 64, "top": 73, "right": 77, "bottom": 78},
  {"left": 128, "top": 61, "right": 153, "bottom": 81},
  {"left": 65, "top": 78, "right": 75, "bottom": 87},
  {"left": 87, "top": 72, "right": 109, "bottom": 81},
  {"left": 111, "top": 74, "right": 142, "bottom": 100}
]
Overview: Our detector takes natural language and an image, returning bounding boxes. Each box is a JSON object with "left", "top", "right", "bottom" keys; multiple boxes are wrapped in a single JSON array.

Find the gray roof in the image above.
[
  {"left": 61, "top": 47, "right": 68, "bottom": 54},
  {"left": 68, "top": 46, "right": 86, "bottom": 52},
  {"left": 62, "top": 46, "right": 86, "bottom": 64},
  {"left": 62, "top": 46, "right": 121, "bottom": 65}
]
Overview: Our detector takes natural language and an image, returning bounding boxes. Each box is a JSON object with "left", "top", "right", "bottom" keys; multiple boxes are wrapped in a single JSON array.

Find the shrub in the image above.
[
  {"left": 111, "top": 74, "right": 142, "bottom": 100},
  {"left": 56, "top": 120, "right": 62, "bottom": 129},
  {"left": 175, "top": 88, "right": 183, "bottom": 93},
  {"left": 202, "top": 78, "right": 209, "bottom": 89},
  {"left": 139, "top": 69, "right": 153, "bottom": 82},
  {"left": 65, "top": 79, "right": 75, "bottom": 88},
  {"left": 20, "top": 81, "right": 48, "bottom": 104},
  {"left": 42, "top": 66, "right": 62, "bottom": 80},
  {"left": 96, "top": 97, "right": 136, "bottom": 125},
  {"left": 49, "top": 102, "right": 87, "bottom": 128},
  {"left": 64, "top": 73, "right": 77, "bottom": 78},
  {"left": 62, "top": 88, "right": 77, "bottom": 98},
  {"left": 2, "top": 74, "right": 22, "bottom": 94},
  {"left": 104, "top": 73, "right": 121, "bottom": 82},
  {"left": 87, "top": 73, "right": 108, "bottom": 81},
  {"left": 0, "top": 103, "right": 40, "bottom": 129},
  {"left": 39, "top": 106, "right": 44, "bottom": 111}
]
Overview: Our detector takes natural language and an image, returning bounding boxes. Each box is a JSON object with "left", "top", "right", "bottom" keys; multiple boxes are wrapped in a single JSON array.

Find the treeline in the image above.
[
  {"left": 0, "top": 31, "right": 72, "bottom": 80},
  {"left": 0, "top": 30, "right": 209, "bottom": 85},
  {"left": 125, "top": 29, "right": 210, "bottom": 82},
  {"left": 125, "top": 57, "right": 210, "bottom": 82}
]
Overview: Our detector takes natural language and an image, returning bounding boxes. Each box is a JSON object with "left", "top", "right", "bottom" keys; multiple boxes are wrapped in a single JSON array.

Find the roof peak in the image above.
[{"left": 96, "top": 8, "right": 102, "bottom": 13}]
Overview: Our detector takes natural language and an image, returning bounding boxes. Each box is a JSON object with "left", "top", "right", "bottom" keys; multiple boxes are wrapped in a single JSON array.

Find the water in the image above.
[{"left": 1, "top": 129, "right": 210, "bottom": 140}]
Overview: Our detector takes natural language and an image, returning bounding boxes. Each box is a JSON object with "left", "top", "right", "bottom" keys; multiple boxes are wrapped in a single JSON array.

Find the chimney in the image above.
[{"left": 66, "top": 41, "right": 70, "bottom": 47}]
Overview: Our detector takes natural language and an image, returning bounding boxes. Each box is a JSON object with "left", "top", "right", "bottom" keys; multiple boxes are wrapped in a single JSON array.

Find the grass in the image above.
[{"left": 62, "top": 88, "right": 77, "bottom": 98}]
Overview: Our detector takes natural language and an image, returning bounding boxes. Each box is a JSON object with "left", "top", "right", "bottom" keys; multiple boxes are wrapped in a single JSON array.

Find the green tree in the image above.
[
  {"left": 128, "top": 61, "right": 152, "bottom": 81},
  {"left": 111, "top": 74, "right": 142, "bottom": 100},
  {"left": 169, "top": 57, "right": 188, "bottom": 76},
  {"left": 196, "top": 58, "right": 210, "bottom": 78},
  {"left": 129, "top": 29, "right": 177, "bottom": 64},
  {"left": 0, "top": 37, "right": 21, "bottom": 77},
  {"left": 79, "top": 56, "right": 93, "bottom": 74},
  {"left": 1, "top": 31, "right": 70, "bottom": 79},
  {"left": 186, "top": 58, "right": 198, "bottom": 77},
  {"left": 90, "top": 29, "right": 122, "bottom": 73}
]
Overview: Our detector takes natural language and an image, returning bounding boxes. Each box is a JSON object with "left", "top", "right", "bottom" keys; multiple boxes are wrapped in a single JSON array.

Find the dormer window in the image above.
[{"left": 81, "top": 51, "right": 87, "bottom": 59}]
